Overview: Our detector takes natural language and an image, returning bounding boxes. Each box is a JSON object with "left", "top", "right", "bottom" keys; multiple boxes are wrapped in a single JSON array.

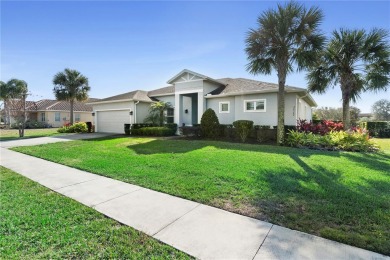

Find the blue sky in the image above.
[{"left": 1, "top": 1, "right": 389, "bottom": 113}]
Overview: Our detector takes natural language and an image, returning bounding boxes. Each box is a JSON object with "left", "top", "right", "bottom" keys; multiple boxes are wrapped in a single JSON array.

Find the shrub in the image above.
[
  {"left": 200, "top": 108, "right": 220, "bottom": 139},
  {"left": 131, "top": 127, "right": 175, "bottom": 136},
  {"left": 57, "top": 122, "right": 88, "bottom": 133},
  {"left": 286, "top": 129, "right": 377, "bottom": 152},
  {"left": 179, "top": 126, "right": 201, "bottom": 137},
  {"left": 233, "top": 120, "right": 254, "bottom": 142},
  {"left": 297, "top": 119, "right": 343, "bottom": 135},
  {"left": 131, "top": 123, "right": 155, "bottom": 129},
  {"left": 164, "top": 123, "right": 178, "bottom": 132},
  {"left": 360, "top": 121, "right": 390, "bottom": 137}
]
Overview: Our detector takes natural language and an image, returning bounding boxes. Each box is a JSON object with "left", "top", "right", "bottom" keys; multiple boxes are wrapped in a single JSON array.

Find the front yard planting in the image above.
[
  {"left": 0, "top": 167, "right": 190, "bottom": 259},
  {"left": 13, "top": 137, "right": 390, "bottom": 255}
]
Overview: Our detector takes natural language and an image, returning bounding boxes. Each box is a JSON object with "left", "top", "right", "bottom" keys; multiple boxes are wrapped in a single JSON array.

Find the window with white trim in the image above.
[
  {"left": 219, "top": 102, "right": 230, "bottom": 113},
  {"left": 244, "top": 99, "right": 266, "bottom": 112},
  {"left": 55, "top": 112, "right": 61, "bottom": 122},
  {"left": 75, "top": 113, "right": 81, "bottom": 122},
  {"left": 166, "top": 108, "right": 174, "bottom": 124},
  {"left": 41, "top": 112, "right": 45, "bottom": 122}
]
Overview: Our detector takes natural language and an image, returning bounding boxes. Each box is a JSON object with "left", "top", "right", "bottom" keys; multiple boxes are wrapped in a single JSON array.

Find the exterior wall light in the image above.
[
  {"left": 184, "top": 109, "right": 188, "bottom": 114},
  {"left": 129, "top": 111, "right": 134, "bottom": 116}
]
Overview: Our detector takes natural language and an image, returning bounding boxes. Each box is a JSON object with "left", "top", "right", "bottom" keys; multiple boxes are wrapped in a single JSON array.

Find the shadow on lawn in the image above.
[
  {"left": 252, "top": 154, "right": 390, "bottom": 255},
  {"left": 128, "top": 138, "right": 343, "bottom": 156}
]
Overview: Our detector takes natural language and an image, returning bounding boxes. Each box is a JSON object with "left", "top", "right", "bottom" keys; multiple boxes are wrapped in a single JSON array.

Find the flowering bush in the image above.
[
  {"left": 286, "top": 128, "right": 377, "bottom": 152},
  {"left": 57, "top": 122, "right": 88, "bottom": 133},
  {"left": 297, "top": 119, "right": 343, "bottom": 135}
]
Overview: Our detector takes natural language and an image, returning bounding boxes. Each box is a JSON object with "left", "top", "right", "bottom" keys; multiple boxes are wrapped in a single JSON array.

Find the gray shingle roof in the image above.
[
  {"left": 209, "top": 78, "right": 306, "bottom": 96},
  {"left": 93, "top": 90, "right": 154, "bottom": 103},
  {"left": 148, "top": 86, "right": 175, "bottom": 97}
]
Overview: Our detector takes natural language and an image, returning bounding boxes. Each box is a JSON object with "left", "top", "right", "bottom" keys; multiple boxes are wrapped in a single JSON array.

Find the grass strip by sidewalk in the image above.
[
  {"left": 0, "top": 167, "right": 191, "bottom": 259},
  {"left": 0, "top": 128, "right": 61, "bottom": 141}
]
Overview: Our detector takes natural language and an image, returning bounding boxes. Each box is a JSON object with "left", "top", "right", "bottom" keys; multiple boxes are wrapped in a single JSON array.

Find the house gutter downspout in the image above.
[{"left": 134, "top": 100, "right": 140, "bottom": 124}]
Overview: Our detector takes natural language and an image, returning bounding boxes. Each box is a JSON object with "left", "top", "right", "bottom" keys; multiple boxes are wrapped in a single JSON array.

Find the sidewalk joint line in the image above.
[
  {"left": 252, "top": 224, "right": 273, "bottom": 260},
  {"left": 92, "top": 187, "right": 144, "bottom": 208},
  {"left": 53, "top": 177, "right": 102, "bottom": 191},
  {"left": 152, "top": 203, "right": 202, "bottom": 237}
]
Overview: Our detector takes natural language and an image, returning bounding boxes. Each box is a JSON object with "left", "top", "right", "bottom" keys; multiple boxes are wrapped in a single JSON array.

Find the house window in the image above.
[
  {"left": 166, "top": 108, "right": 174, "bottom": 124},
  {"left": 219, "top": 102, "right": 230, "bottom": 113},
  {"left": 244, "top": 99, "right": 266, "bottom": 112},
  {"left": 55, "top": 112, "right": 60, "bottom": 122},
  {"left": 75, "top": 113, "right": 81, "bottom": 122},
  {"left": 41, "top": 112, "right": 45, "bottom": 122}
]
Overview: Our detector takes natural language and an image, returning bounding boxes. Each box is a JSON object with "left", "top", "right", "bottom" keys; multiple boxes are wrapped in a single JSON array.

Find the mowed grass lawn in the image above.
[
  {"left": 0, "top": 167, "right": 190, "bottom": 259},
  {"left": 13, "top": 137, "right": 390, "bottom": 255},
  {"left": 0, "top": 128, "right": 61, "bottom": 141}
]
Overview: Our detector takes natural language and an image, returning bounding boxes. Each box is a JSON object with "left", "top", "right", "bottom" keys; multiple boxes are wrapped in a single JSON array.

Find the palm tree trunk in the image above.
[
  {"left": 277, "top": 66, "right": 287, "bottom": 145},
  {"left": 70, "top": 99, "right": 74, "bottom": 125},
  {"left": 341, "top": 76, "right": 352, "bottom": 130},
  {"left": 342, "top": 92, "right": 351, "bottom": 130},
  {"left": 160, "top": 110, "right": 164, "bottom": 126}
]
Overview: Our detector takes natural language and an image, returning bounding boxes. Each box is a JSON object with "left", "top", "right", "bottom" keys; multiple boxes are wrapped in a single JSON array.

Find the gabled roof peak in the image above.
[{"left": 166, "top": 69, "right": 226, "bottom": 86}]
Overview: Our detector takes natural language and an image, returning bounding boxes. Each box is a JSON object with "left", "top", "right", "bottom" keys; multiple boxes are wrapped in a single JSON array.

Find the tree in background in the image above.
[
  {"left": 145, "top": 101, "right": 172, "bottom": 126},
  {"left": 1, "top": 79, "right": 29, "bottom": 136},
  {"left": 314, "top": 106, "right": 361, "bottom": 126},
  {"left": 307, "top": 28, "right": 390, "bottom": 130},
  {"left": 53, "top": 69, "right": 90, "bottom": 125},
  {"left": 0, "top": 79, "right": 28, "bottom": 133},
  {"left": 245, "top": 1, "right": 325, "bottom": 145},
  {"left": 372, "top": 99, "right": 390, "bottom": 120}
]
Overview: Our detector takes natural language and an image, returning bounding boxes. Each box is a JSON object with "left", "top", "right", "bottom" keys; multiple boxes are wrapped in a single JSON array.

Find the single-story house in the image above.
[
  {"left": 9, "top": 99, "right": 98, "bottom": 127},
  {"left": 89, "top": 69, "right": 317, "bottom": 133}
]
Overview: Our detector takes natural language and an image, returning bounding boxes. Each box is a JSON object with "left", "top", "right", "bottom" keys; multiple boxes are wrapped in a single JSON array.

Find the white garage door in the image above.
[{"left": 97, "top": 110, "right": 130, "bottom": 133}]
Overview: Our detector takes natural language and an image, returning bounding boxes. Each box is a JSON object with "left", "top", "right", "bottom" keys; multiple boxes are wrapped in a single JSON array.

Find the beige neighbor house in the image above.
[
  {"left": 10, "top": 99, "right": 98, "bottom": 128},
  {"left": 89, "top": 69, "right": 317, "bottom": 134}
]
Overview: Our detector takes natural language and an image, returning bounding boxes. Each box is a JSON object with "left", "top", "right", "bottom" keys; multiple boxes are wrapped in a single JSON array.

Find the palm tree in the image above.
[
  {"left": 53, "top": 69, "right": 90, "bottom": 125},
  {"left": 149, "top": 101, "right": 172, "bottom": 126},
  {"left": 245, "top": 1, "right": 325, "bottom": 145},
  {"left": 0, "top": 79, "right": 28, "bottom": 127},
  {"left": 307, "top": 28, "right": 390, "bottom": 129}
]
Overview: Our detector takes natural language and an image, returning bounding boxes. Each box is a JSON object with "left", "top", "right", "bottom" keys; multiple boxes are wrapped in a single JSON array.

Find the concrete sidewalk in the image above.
[
  {"left": 0, "top": 148, "right": 388, "bottom": 260},
  {"left": 0, "top": 133, "right": 113, "bottom": 148}
]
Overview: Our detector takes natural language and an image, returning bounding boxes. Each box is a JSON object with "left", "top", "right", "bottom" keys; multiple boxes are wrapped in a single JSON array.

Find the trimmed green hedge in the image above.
[
  {"left": 360, "top": 121, "right": 390, "bottom": 137},
  {"left": 131, "top": 127, "right": 175, "bottom": 136}
]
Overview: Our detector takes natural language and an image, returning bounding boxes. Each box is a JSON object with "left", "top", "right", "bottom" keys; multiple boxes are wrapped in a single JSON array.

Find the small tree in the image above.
[
  {"left": 6, "top": 79, "right": 29, "bottom": 137},
  {"left": 200, "top": 108, "right": 220, "bottom": 139},
  {"left": 146, "top": 101, "right": 172, "bottom": 126},
  {"left": 233, "top": 120, "right": 254, "bottom": 142},
  {"left": 372, "top": 99, "right": 390, "bottom": 121}
]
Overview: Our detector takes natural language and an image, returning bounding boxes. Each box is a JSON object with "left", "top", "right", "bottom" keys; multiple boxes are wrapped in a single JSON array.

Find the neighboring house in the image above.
[
  {"left": 89, "top": 69, "right": 317, "bottom": 133},
  {"left": 9, "top": 99, "right": 98, "bottom": 127}
]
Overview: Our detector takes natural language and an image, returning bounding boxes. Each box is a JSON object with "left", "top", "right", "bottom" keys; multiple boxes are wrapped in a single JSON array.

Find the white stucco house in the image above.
[{"left": 89, "top": 69, "right": 317, "bottom": 133}]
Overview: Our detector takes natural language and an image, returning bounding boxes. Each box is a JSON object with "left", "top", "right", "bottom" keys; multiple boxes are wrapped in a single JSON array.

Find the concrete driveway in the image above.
[{"left": 0, "top": 133, "right": 115, "bottom": 148}]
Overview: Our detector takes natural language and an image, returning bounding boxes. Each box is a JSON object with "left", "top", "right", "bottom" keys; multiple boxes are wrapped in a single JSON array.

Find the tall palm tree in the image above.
[
  {"left": 307, "top": 28, "right": 390, "bottom": 129},
  {"left": 0, "top": 79, "right": 28, "bottom": 127},
  {"left": 53, "top": 69, "right": 90, "bottom": 125},
  {"left": 245, "top": 1, "right": 325, "bottom": 145}
]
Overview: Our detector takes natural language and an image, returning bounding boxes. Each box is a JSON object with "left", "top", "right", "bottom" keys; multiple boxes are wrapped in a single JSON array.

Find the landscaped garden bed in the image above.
[
  {"left": 0, "top": 167, "right": 191, "bottom": 259},
  {"left": 12, "top": 137, "right": 390, "bottom": 255}
]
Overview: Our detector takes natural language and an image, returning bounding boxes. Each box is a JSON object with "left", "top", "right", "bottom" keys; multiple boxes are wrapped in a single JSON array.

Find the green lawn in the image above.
[
  {"left": 0, "top": 167, "right": 190, "bottom": 259},
  {"left": 13, "top": 137, "right": 390, "bottom": 256},
  {"left": 372, "top": 138, "right": 390, "bottom": 153},
  {"left": 0, "top": 128, "right": 61, "bottom": 141}
]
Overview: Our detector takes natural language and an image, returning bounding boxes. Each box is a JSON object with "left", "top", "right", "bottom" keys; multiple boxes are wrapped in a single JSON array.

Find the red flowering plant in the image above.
[{"left": 297, "top": 119, "right": 344, "bottom": 135}]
